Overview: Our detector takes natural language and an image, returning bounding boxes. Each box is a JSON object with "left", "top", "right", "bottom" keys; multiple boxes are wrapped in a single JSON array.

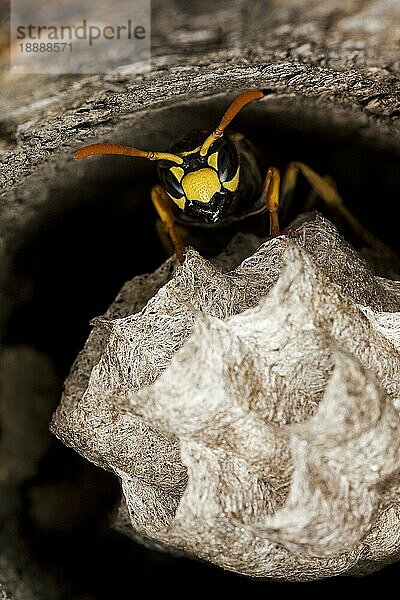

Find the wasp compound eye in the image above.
[{"left": 210, "top": 137, "right": 239, "bottom": 185}]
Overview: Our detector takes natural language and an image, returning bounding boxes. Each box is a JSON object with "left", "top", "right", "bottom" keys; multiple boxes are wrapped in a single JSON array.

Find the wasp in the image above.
[{"left": 74, "top": 90, "right": 393, "bottom": 262}]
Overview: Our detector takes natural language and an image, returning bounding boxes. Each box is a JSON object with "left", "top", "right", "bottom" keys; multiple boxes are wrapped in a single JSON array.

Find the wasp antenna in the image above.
[
  {"left": 200, "top": 89, "right": 263, "bottom": 156},
  {"left": 73, "top": 143, "right": 183, "bottom": 164}
]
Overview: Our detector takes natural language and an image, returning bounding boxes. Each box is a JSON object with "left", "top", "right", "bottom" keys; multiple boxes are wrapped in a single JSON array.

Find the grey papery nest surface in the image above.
[{"left": 51, "top": 213, "right": 400, "bottom": 581}]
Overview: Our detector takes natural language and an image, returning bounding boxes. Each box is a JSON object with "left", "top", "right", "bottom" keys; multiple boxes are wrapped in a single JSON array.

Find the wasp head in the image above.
[{"left": 157, "top": 131, "right": 240, "bottom": 224}]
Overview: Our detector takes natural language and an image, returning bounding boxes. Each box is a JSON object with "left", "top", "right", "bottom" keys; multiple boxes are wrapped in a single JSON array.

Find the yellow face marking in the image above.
[
  {"left": 170, "top": 166, "right": 184, "bottom": 182},
  {"left": 207, "top": 151, "right": 218, "bottom": 170},
  {"left": 222, "top": 165, "right": 240, "bottom": 192},
  {"left": 167, "top": 193, "right": 186, "bottom": 210},
  {"left": 182, "top": 168, "right": 221, "bottom": 203},
  {"left": 178, "top": 145, "right": 201, "bottom": 157}
]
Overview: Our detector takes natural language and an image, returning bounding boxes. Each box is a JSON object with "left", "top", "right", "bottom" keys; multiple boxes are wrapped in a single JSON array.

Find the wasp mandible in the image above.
[{"left": 74, "top": 90, "right": 391, "bottom": 262}]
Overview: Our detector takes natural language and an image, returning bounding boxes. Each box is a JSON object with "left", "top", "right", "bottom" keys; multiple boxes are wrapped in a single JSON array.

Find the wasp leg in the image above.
[
  {"left": 263, "top": 166, "right": 281, "bottom": 237},
  {"left": 281, "top": 161, "right": 397, "bottom": 260},
  {"left": 303, "top": 174, "right": 336, "bottom": 210},
  {"left": 151, "top": 185, "right": 186, "bottom": 263}
]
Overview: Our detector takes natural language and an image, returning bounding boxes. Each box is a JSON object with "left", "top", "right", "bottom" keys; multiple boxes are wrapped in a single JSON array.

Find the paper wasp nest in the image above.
[{"left": 51, "top": 213, "right": 400, "bottom": 581}]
